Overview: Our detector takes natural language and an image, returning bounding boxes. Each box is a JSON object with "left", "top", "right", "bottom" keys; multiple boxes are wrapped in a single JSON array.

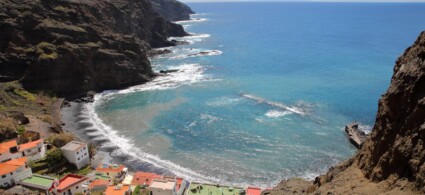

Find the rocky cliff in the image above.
[
  {"left": 265, "top": 31, "right": 425, "bottom": 194},
  {"left": 150, "top": 0, "right": 195, "bottom": 21},
  {"left": 352, "top": 31, "right": 425, "bottom": 192},
  {"left": 0, "top": 0, "right": 188, "bottom": 97}
]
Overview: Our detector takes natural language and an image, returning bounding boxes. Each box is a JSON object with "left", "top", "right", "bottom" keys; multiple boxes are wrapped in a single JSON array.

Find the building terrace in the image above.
[{"left": 187, "top": 183, "right": 244, "bottom": 195}]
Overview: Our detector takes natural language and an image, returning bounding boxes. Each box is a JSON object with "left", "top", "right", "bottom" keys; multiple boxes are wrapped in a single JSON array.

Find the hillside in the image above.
[{"left": 0, "top": 0, "right": 188, "bottom": 98}]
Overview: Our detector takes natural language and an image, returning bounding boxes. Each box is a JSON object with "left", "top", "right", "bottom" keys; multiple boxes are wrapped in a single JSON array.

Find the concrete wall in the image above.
[{"left": 0, "top": 151, "right": 22, "bottom": 163}]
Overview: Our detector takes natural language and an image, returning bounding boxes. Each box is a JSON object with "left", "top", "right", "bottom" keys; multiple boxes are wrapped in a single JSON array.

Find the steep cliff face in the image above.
[
  {"left": 0, "top": 0, "right": 188, "bottom": 97},
  {"left": 354, "top": 31, "right": 425, "bottom": 191},
  {"left": 150, "top": 0, "right": 195, "bottom": 21}
]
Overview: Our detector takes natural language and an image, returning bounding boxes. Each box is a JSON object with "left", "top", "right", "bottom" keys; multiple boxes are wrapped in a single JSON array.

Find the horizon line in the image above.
[{"left": 181, "top": 0, "right": 425, "bottom": 3}]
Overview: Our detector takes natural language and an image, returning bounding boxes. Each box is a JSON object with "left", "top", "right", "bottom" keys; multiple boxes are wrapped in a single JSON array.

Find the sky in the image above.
[{"left": 181, "top": 0, "right": 425, "bottom": 2}]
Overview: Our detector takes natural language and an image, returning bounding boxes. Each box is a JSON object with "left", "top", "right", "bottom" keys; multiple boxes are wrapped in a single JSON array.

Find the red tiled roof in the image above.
[
  {"left": 131, "top": 172, "right": 162, "bottom": 186},
  {"left": 105, "top": 185, "right": 130, "bottom": 195},
  {"left": 96, "top": 164, "right": 126, "bottom": 173},
  {"left": 19, "top": 139, "right": 43, "bottom": 151},
  {"left": 0, "top": 157, "right": 27, "bottom": 175},
  {"left": 56, "top": 174, "right": 88, "bottom": 192},
  {"left": 247, "top": 187, "right": 262, "bottom": 195},
  {"left": 0, "top": 140, "right": 18, "bottom": 154},
  {"left": 89, "top": 179, "right": 109, "bottom": 190}
]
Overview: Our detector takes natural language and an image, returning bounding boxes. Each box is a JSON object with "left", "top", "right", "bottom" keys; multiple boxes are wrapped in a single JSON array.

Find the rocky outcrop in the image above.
[
  {"left": 345, "top": 123, "right": 367, "bottom": 149},
  {"left": 0, "top": 0, "right": 188, "bottom": 97},
  {"left": 150, "top": 0, "right": 195, "bottom": 21},
  {"left": 353, "top": 31, "right": 425, "bottom": 191}
]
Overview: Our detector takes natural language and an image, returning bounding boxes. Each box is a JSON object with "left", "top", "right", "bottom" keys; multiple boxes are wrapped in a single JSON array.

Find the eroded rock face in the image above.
[
  {"left": 150, "top": 0, "right": 195, "bottom": 21},
  {"left": 0, "top": 0, "right": 188, "bottom": 97},
  {"left": 354, "top": 31, "right": 425, "bottom": 191}
]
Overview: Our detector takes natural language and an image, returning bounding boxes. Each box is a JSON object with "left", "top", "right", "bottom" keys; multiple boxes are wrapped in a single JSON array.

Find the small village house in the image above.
[
  {"left": 50, "top": 174, "right": 89, "bottom": 195},
  {"left": 149, "top": 178, "right": 177, "bottom": 195},
  {"left": 0, "top": 157, "right": 32, "bottom": 188},
  {"left": 0, "top": 139, "right": 46, "bottom": 163},
  {"left": 0, "top": 140, "right": 22, "bottom": 163},
  {"left": 95, "top": 164, "right": 128, "bottom": 183},
  {"left": 61, "top": 141, "right": 90, "bottom": 170},
  {"left": 105, "top": 184, "right": 132, "bottom": 195},
  {"left": 19, "top": 139, "right": 46, "bottom": 161}
]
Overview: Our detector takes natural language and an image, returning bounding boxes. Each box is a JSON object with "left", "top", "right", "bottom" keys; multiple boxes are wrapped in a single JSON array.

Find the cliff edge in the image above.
[
  {"left": 0, "top": 0, "right": 188, "bottom": 97},
  {"left": 151, "top": 0, "right": 195, "bottom": 21},
  {"left": 266, "top": 31, "right": 425, "bottom": 194}
]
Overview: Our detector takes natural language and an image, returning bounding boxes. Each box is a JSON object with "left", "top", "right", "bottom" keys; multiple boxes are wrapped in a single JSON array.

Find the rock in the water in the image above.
[
  {"left": 345, "top": 123, "right": 367, "bottom": 149},
  {"left": 159, "top": 69, "right": 179, "bottom": 74}
]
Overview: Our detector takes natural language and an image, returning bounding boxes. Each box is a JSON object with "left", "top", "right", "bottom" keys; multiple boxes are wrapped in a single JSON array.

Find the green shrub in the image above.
[
  {"left": 17, "top": 125, "right": 26, "bottom": 135},
  {"left": 36, "top": 42, "right": 58, "bottom": 60},
  {"left": 46, "top": 148, "right": 63, "bottom": 164},
  {"left": 47, "top": 133, "right": 75, "bottom": 148}
]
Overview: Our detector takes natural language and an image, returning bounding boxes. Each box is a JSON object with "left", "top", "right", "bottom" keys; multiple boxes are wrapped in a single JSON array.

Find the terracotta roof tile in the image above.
[
  {"left": 0, "top": 140, "right": 18, "bottom": 154},
  {"left": 19, "top": 139, "right": 43, "bottom": 151},
  {"left": 0, "top": 157, "right": 28, "bottom": 175}
]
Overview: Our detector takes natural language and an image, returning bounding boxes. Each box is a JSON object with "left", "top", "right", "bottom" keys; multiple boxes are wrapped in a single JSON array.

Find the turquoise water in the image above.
[{"left": 90, "top": 3, "right": 425, "bottom": 187}]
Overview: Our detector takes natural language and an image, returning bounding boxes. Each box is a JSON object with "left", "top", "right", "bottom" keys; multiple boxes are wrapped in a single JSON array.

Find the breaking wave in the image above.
[{"left": 241, "top": 93, "right": 306, "bottom": 116}]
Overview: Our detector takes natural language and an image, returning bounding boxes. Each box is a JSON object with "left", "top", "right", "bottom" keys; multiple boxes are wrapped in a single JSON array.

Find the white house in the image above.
[
  {"left": 61, "top": 141, "right": 90, "bottom": 170},
  {"left": 50, "top": 174, "right": 89, "bottom": 195},
  {"left": 149, "top": 178, "right": 177, "bottom": 195},
  {"left": 0, "top": 140, "right": 22, "bottom": 163},
  {"left": 0, "top": 139, "right": 46, "bottom": 163},
  {"left": 0, "top": 157, "right": 32, "bottom": 188},
  {"left": 19, "top": 139, "right": 46, "bottom": 161}
]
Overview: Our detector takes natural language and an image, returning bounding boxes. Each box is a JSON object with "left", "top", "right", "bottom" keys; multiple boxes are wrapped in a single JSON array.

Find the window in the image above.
[
  {"left": 10, "top": 172, "right": 13, "bottom": 175},
  {"left": 76, "top": 186, "right": 79, "bottom": 189},
  {"left": 1, "top": 175, "right": 5, "bottom": 178},
  {"left": 78, "top": 157, "right": 80, "bottom": 161},
  {"left": 27, "top": 150, "right": 31, "bottom": 153},
  {"left": 77, "top": 151, "right": 79, "bottom": 154}
]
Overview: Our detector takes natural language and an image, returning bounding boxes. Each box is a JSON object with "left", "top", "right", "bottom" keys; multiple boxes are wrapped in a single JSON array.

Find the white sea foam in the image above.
[
  {"left": 265, "top": 110, "right": 292, "bottom": 118},
  {"left": 206, "top": 97, "right": 241, "bottom": 107},
  {"left": 241, "top": 93, "right": 306, "bottom": 116},
  {"left": 170, "top": 49, "right": 222, "bottom": 60},
  {"left": 358, "top": 123, "right": 372, "bottom": 134},
  {"left": 98, "top": 64, "right": 212, "bottom": 97},
  {"left": 168, "top": 33, "right": 211, "bottom": 44},
  {"left": 174, "top": 18, "right": 208, "bottom": 24},
  {"left": 86, "top": 97, "right": 221, "bottom": 184}
]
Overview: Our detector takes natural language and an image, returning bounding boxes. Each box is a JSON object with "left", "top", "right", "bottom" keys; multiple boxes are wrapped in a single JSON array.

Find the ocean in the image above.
[{"left": 86, "top": 2, "right": 425, "bottom": 187}]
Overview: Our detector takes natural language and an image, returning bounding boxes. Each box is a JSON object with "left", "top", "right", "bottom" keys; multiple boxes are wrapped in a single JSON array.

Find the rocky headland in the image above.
[
  {"left": 151, "top": 0, "right": 195, "bottom": 21},
  {"left": 0, "top": 0, "right": 188, "bottom": 98},
  {"left": 265, "top": 31, "right": 425, "bottom": 194}
]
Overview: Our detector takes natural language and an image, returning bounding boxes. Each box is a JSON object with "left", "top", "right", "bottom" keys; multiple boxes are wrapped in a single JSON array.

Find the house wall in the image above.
[
  {"left": 177, "top": 180, "right": 189, "bottom": 195},
  {"left": 150, "top": 188, "right": 175, "bottom": 195},
  {"left": 0, "top": 151, "right": 22, "bottom": 163}
]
